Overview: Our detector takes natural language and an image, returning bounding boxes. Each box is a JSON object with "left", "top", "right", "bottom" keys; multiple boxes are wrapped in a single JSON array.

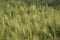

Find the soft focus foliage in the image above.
[{"left": 0, "top": 0, "right": 60, "bottom": 40}]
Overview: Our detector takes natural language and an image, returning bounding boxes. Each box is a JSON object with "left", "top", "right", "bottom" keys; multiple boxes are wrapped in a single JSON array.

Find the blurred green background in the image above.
[{"left": 0, "top": 0, "right": 60, "bottom": 40}]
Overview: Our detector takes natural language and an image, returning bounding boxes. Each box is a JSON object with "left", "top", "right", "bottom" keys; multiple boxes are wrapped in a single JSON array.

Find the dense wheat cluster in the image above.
[{"left": 0, "top": 0, "right": 60, "bottom": 40}]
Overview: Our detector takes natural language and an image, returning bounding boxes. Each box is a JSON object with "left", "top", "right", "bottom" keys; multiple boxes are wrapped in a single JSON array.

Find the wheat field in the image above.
[{"left": 0, "top": 1, "right": 60, "bottom": 40}]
